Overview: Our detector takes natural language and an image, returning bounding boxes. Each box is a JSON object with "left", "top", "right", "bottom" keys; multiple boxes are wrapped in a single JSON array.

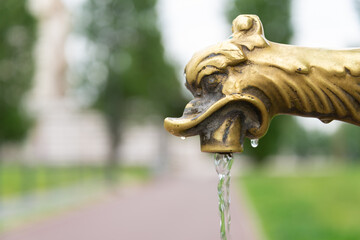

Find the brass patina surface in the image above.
[{"left": 164, "top": 15, "right": 360, "bottom": 153}]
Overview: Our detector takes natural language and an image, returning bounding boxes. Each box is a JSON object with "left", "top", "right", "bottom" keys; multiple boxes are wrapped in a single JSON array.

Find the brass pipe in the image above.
[{"left": 164, "top": 15, "right": 360, "bottom": 153}]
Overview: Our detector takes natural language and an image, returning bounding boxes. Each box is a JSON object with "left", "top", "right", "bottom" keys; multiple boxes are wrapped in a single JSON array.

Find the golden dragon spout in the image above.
[{"left": 165, "top": 15, "right": 360, "bottom": 153}]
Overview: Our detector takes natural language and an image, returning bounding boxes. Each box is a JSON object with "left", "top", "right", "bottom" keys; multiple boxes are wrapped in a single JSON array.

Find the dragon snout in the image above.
[{"left": 164, "top": 94, "right": 269, "bottom": 153}]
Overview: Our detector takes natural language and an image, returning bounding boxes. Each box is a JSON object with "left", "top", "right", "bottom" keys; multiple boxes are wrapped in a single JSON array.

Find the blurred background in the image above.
[{"left": 0, "top": 0, "right": 360, "bottom": 239}]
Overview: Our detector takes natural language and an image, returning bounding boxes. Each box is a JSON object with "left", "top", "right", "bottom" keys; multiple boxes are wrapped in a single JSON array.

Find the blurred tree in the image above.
[
  {"left": 332, "top": 123, "right": 360, "bottom": 161},
  {"left": 227, "top": 0, "right": 304, "bottom": 164},
  {"left": 279, "top": 118, "right": 332, "bottom": 158},
  {"left": 0, "top": 1, "right": 36, "bottom": 151},
  {"left": 77, "top": 0, "right": 185, "bottom": 178}
]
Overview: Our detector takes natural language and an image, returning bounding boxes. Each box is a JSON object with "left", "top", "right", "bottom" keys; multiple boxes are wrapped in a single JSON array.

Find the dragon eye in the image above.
[
  {"left": 201, "top": 72, "right": 227, "bottom": 92},
  {"left": 207, "top": 76, "right": 216, "bottom": 84}
]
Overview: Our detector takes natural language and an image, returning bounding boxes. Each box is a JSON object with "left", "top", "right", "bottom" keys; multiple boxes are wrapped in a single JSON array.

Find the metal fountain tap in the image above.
[{"left": 164, "top": 15, "right": 360, "bottom": 153}]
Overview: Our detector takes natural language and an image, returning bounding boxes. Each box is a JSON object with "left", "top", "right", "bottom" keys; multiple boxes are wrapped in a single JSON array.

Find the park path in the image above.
[{"left": 0, "top": 177, "right": 263, "bottom": 240}]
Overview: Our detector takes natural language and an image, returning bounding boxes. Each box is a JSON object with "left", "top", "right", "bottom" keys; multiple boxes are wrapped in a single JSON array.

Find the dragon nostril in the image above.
[{"left": 195, "top": 89, "right": 202, "bottom": 96}]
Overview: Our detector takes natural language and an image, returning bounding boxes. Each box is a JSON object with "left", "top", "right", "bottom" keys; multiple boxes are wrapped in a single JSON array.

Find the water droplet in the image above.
[
  {"left": 251, "top": 139, "right": 259, "bottom": 148},
  {"left": 320, "top": 118, "right": 333, "bottom": 124},
  {"left": 181, "top": 136, "right": 186, "bottom": 140}
]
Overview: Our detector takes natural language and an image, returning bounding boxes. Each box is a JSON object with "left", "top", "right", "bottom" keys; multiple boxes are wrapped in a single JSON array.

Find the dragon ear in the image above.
[{"left": 231, "top": 15, "right": 269, "bottom": 50}]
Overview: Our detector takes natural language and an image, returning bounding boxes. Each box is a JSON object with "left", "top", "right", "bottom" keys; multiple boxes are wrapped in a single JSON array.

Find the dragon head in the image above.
[
  {"left": 165, "top": 14, "right": 360, "bottom": 153},
  {"left": 164, "top": 15, "right": 272, "bottom": 153}
]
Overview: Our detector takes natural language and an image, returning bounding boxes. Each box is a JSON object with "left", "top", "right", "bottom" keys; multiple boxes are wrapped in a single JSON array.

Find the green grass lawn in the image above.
[
  {"left": 240, "top": 166, "right": 360, "bottom": 240},
  {"left": 0, "top": 164, "right": 150, "bottom": 198}
]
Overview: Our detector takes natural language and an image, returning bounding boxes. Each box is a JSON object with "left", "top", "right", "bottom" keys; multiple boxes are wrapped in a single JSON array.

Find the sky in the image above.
[
  {"left": 292, "top": 0, "right": 360, "bottom": 48},
  {"left": 157, "top": 0, "right": 231, "bottom": 69},
  {"left": 157, "top": 0, "right": 360, "bottom": 132}
]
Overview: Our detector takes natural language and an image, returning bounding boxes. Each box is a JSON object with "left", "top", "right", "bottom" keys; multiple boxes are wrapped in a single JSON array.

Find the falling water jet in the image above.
[{"left": 214, "top": 153, "right": 234, "bottom": 240}]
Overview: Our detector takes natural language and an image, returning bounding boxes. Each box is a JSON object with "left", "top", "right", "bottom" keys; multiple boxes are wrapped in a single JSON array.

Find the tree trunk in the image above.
[{"left": 105, "top": 116, "right": 121, "bottom": 186}]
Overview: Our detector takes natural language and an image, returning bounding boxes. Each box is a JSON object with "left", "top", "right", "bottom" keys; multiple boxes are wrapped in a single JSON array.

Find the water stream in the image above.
[{"left": 214, "top": 153, "right": 234, "bottom": 240}]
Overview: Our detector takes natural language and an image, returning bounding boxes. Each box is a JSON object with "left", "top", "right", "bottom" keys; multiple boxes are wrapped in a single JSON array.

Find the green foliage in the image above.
[
  {"left": 0, "top": 163, "right": 150, "bottom": 198},
  {"left": 0, "top": 1, "right": 36, "bottom": 144},
  {"left": 243, "top": 116, "right": 334, "bottom": 164},
  {"left": 241, "top": 169, "right": 360, "bottom": 240},
  {"left": 78, "top": 0, "right": 185, "bottom": 123},
  {"left": 332, "top": 123, "right": 360, "bottom": 161}
]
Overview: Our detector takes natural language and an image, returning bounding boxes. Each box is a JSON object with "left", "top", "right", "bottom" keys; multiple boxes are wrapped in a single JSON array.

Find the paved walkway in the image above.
[{"left": 0, "top": 177, "right": 263, "bottom": 240}]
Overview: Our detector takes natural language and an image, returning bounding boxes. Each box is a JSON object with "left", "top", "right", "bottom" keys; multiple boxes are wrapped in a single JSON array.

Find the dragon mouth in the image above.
[
  {"left": 164, "top": 96, "right": 232, "bottom": 137},
  {"left": 164, "top": 94, "right": 270, "bottom": 153}
]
